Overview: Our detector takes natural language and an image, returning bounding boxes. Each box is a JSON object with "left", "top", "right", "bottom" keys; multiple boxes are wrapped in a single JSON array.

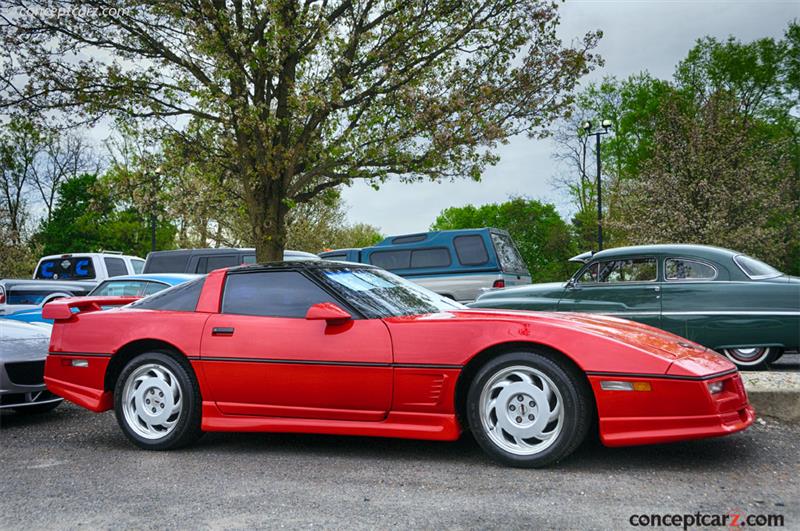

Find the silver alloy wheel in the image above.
[
  {"left": 479, "top": 365, "right": 564, "bottom": 456},
  {"left": 722, "top": 347, "right": 771, "bottom": 366},
  {"left": 121, "top": 363, "right": 182, "bottom": 440}
]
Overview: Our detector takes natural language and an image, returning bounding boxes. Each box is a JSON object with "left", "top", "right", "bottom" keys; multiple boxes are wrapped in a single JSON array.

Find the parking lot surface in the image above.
[
  {"left": 771, "top": 352, "right": 799, "bottom": 371},
  {"left": 1, "top": 401, "right": 797, "bottom": 530}
]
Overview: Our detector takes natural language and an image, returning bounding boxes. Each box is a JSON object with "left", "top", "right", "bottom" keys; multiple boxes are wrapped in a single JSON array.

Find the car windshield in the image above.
[
  {"left": 310, "top": 267, "right": 466, "bottom": 319},
  {"left": 734, "top": 254, "right": 782, "bottom": 279}
]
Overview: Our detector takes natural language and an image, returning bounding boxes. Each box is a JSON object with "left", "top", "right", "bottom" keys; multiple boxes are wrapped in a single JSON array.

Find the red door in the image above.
[{"left": 199, "top": 270, "right": 393, "bottom": 422}]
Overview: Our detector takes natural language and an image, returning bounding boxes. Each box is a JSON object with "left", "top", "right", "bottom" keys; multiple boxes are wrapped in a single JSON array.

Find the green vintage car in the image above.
[{"left": 470, "top": 244, "right": 800, "bottom": 369}]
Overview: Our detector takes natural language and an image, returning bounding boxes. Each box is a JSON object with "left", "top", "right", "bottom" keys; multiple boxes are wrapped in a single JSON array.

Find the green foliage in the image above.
[
  {"left": 34, "top": 174, "right": 176, "bottom": 258},
  {"left": 613, "top": 92, "right": 797, "bottom": 270},
  {"left": 2, "top": 0, "right": 601, "bottom": 259},
  {"left": 557, "top": 22, "right": 800, "bottom": 275},
  {"left": 0, "top": 231, "right": 39, "bottom": 277},
  {"left": 431, "top": 197, "right": 576, "bottom": 281}
]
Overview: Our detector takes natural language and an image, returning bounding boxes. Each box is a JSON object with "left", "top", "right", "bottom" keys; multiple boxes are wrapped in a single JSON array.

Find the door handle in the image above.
[
  {"left": 653, "top": 286, "right": 661, "bottom": 292},
  {"left": 211, "top": 327, "right": 235, "bottom": 336}
]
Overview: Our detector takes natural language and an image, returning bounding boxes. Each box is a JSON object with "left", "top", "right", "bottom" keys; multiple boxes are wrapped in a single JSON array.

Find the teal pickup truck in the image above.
[{"left": 470, "top": 244, "right": 800, "bottom": 369}]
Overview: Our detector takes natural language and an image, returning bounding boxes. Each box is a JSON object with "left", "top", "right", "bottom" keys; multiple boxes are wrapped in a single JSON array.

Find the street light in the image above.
[
  {"left": 151, "top": 166, "right": 163, "bottom": 252},
  {"left": 580, "top": 119, "right": 612, "bottom": 251}
]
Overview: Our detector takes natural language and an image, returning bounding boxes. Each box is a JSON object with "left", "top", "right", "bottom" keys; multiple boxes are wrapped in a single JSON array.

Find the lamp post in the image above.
[
  {"left": 150, "top": 166, "right": 163, "bottom": 252},
  {"left": 580, "top": 119, "right": 612, "bottom": 251}
]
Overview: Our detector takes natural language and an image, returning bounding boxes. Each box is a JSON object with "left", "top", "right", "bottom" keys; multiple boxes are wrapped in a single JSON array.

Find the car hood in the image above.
[
  {"left": 438, "top": 309, "right": 734, "bottom": 375},
  {"left": 0, "top": 318, "right": 51, "bottom": 362},
  {"left": 473, "top": 282, "right": 565, "bottom": 303},
  {"left": 0, "top": 318, "right": 52, "bottom": 341}
]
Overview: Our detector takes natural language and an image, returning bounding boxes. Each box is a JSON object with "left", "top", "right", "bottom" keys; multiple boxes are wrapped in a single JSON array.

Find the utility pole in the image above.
[{"left": 580, "top": 120, "right": 612, "bottom": 251}]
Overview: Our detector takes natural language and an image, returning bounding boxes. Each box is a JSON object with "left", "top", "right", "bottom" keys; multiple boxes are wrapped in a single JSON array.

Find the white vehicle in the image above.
[
  {"left": 33, "top": 252, "right": 145, "bottom": 282},
  {"left": 0, "top": 319, "right": 62, "bottom": 413}
]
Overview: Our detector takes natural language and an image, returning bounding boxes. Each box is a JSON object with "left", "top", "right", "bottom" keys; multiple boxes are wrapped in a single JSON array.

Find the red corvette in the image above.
[{"left": 43, "top": 261, "right": 753, "bottom": 467}]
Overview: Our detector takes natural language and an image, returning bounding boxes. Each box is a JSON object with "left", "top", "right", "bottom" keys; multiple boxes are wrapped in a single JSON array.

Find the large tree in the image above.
[
  {"left": 551, "top": 22, "right": 800, "bottom": 272},
  {"left": 612, "top": 92, "right": 797, "bottom": 269},
  {"left": 1, "top": 0, "right": 600, "bottom": 260}
]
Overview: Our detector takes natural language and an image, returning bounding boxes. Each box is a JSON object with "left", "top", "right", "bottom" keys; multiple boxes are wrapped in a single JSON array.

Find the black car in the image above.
[{"left": 143, "top": 248, "right": 319, "bottom": 274}]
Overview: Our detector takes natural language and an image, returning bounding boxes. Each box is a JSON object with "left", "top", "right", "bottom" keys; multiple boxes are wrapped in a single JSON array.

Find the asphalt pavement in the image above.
[
  {"left": 1, "top": 401, "right": 797, "bottom": 530},
  {"left": 770, "top": 352, "right": 799, "bottom": 372}
]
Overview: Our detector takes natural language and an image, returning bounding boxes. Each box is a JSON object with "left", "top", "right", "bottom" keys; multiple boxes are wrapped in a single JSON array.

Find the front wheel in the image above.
[
  {"left": 720, "top": 347, "right": 782, "bottom": 370},
  {"left": 114, "top": 351, "right": 203, "bottom": 450},
  {"left": 466, "top": 351, "right": 593, "bottom": 468}
]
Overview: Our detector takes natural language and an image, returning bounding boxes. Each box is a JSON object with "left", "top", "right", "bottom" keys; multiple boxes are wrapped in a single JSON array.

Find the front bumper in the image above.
[
  {"left": 1, "top": 358, "right": 63, "bottom": 409},
  {"left": 591, "top": 371, "right": 754, "bottom": 447}
]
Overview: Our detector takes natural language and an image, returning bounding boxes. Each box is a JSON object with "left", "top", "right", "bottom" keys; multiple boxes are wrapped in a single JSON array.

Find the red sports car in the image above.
[{"left": 43, "top": 261, "right": 754, "bottom": 467}]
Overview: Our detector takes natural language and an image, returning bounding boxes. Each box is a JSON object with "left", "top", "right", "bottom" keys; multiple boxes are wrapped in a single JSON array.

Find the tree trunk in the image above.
[{"left": 250, "top": 184, "right": 289, "bottom": 263}]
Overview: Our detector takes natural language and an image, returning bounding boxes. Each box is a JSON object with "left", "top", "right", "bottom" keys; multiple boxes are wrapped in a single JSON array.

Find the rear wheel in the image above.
[
  {"left": 721, "top": 347, "right": 781, "bottom": 370},
  {"left": 466, "top": 351, "right": 592, "bottom": 468},
  {"left": 113, "top": 351, "right": 202, "bottom": 450}
]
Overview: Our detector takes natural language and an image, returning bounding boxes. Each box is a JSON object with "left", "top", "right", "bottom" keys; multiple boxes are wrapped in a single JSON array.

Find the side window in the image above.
[
  {"left": 410, "top": 248, "right": 451, "bottom": 268},
  {"left": 143, "top": 282, "right": 169, "bottom": 296},
  {"left": 323, "top": 253, "right": 347, "bottom": 261},
  {"left": 130, "top": 277, "right": 206, "bottom": 312},
  {"left": 145, "top": 253, "right": 189, "bottom": 273},
  {"left": 597, "top": 258, "right": 657, "bottom": 283},
  {"left": 104, "top": 257, "right": 128, "bottom": 277},
  {"left": 223, "top": 271, "right": 337, "bottom": 318},
  {"left": 578, "top": 263, "right": 599, "bottom": 283},
  {"left": 242, "top": 255, "right": 257, "bottom": 264},
  {"left": 369, "top": 250, "right": 411, "bottom": 270},
  {"left": 206, "top": 255, "right": 239, "bottom": 272},
  {"left": 454, "top": 235, "right": 489, "bottom": 266},
  {"left": 130, "top": 259, "right": 145, "bottom": 274},
  {"left": 489, "top": 232, "right": 527, "bottom": 273},
  {"left": 665, "top": 259, "right": 716, "bottom": 280}
]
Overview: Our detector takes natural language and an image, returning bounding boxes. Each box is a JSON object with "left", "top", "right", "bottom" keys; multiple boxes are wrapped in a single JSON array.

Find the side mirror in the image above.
[
  {"left": 566, "top": 278, "right": 578, "bottom": 289},
  {"left": 305, "top": 302, "right": 352, "bottom": 325}
]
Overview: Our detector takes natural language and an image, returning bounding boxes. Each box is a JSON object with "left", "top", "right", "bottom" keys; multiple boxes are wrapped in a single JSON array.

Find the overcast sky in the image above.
[{"left": 340, "top": 0, "right": 798, "bottom": 235}]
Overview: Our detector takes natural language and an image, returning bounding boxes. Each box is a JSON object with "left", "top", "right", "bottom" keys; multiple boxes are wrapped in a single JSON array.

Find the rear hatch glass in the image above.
[
  {"left": 34, "top": 257, "right": 96, "bottom": 280},
  {"left": 490, "top": 233, "right": 529, "bottom": 275}
]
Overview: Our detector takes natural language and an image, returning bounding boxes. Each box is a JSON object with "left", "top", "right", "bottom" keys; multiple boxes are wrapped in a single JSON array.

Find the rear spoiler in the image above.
[{"left": 42, "top": 296, "right": 141, "bottom": 321}]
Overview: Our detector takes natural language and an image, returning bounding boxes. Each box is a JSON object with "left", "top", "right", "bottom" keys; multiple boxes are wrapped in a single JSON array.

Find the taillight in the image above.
[
  {"left": 0, "top": 286, "right": 5, "bottom": 304},
  {"left": 492, "top": 279, "right": 505, "bottom": 288}
]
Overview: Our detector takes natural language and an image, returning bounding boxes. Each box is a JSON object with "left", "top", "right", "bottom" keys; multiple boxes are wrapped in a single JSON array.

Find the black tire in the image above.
[
  {"left": 466, "top": 351, "right": 593, "bottom": 468},
  {"left": 113, "top": 351, "right": 203, "bottom": 450},
  {"left": 13, "top": 400, "right": 61, "bottom": 415},
  {"left": 720, "top": 347, "right": 782, "bottom": 371}
]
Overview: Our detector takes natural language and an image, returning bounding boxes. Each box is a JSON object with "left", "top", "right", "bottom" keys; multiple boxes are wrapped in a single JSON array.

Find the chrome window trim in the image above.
[
  {"left": 733, "top": 255, "right": 782, "bottom": 280},
  {"left": 573, "top": 256, "right": 659, "bottom": 286},
  {"left": 664, "top": 257, "right": 718, "bottom": 282}
]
